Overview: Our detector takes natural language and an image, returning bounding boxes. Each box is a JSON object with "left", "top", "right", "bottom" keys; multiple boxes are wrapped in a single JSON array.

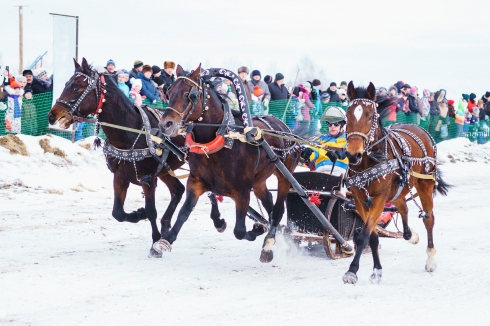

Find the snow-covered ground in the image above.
[{"left": 1, "top": 134, "right": 490, "bottom": 325}]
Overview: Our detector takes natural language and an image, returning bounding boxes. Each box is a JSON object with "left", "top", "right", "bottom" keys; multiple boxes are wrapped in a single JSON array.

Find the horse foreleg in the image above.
[
  {"left": 208, "top": 193, "right": 227, "bottom": 233},
  {"left": 232, "top": 190, "right": 264, "bottom": 242},
  {"left": 158, "top": 174, "right": 185, "bottom": 234},
  {"left": 260, "top": 175, "right": 289, "bottom": 263},
  {"left": 369, "top": 232, "right": 382, "bottom": 284},
  {"left": 160, "top": 177, "right": 205, "bottom": 250},
  {"left": 392, "top": 197, "right": 419, "bottom": 244},
  {"left": 140, "top": 180, "right": 162, "bottom": 258},
  {"left": 112, "top": 175, "right": 146, "bottom": 223}
]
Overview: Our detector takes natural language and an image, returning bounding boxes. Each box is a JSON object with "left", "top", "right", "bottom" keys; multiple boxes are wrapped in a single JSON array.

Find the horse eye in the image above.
[
  {"left": 73, "top": 87, "right": 79, "bottom": 92},
  {"left": 184, "top": 92, "right": 189, "bottom": 97}
]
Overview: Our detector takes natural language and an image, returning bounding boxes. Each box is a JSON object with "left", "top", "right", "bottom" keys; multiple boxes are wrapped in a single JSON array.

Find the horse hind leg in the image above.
[
  {"left": 415, "top": 180, "right": 437, "bottom": 272},
  {"left": 208, "top": 193, "right": 227, "bottom": 233}
]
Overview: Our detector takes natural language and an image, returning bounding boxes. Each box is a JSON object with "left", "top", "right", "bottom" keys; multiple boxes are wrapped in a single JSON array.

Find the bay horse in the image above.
[
  {"left": 47, "top": 58, "right": 226, "bottom": 257},
  {"left": 342, "top": 81, "right": 450, "bottom": 284},
  {"left": 157, "top": 64, "right": 300, "bottom": 262}
]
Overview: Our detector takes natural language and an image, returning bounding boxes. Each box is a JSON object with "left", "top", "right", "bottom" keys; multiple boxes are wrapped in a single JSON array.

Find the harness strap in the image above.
[{"left": 408, "top": 170, "right": 436, "bottom": 180}]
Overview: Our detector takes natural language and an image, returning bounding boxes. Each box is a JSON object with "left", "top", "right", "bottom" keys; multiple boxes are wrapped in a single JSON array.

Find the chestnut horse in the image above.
[
  {"left": 342, "top": 81, "right": 450, "bottom": 284},
  {"left": 47, "top": 58, "right": 225, "bottom": 257},
  {"left": 157, "top": 64, "right": 300, "bottom": 262}
]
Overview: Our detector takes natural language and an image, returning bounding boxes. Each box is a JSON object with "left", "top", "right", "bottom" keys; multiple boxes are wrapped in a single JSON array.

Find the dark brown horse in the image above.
[
  {"left": 157, "top": 64, "right": 300, "bottom": 262},
  {"left": 47, "top": 58, "right": 226, "bottom": 257},
  {"left": 342, "top": 81, "right": 450, "bottom": 284}
]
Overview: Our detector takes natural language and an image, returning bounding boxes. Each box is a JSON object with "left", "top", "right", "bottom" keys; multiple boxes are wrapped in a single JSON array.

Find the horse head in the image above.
[
  {"left": 159, "top": 64, "right": 204, "bottom": 137},
  {"left": 47, "top": 57, "right": 100, "bottom": 129},
  {"left": 345, "top": 81, "right": 378, "bottom": 165}
]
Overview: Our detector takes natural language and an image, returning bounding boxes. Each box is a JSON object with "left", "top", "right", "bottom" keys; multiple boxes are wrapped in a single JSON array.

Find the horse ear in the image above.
[
  {"left": 347, "top": 81, "right": 356, "bottom": 100},
  {"left": 73, "top": 58, "right": 81, "bottom": 70},
  {"left": 176, "top": 64, "right": 184, "bottom": 77},
  {"left": 189, "top": 63, "right": 202, "bottom": 81},
  {"left": 81, "top": 57, "right": 90, "bottom": 73},
  {"left": 366, "top": 82, "right": 376, "bottom": 101}
]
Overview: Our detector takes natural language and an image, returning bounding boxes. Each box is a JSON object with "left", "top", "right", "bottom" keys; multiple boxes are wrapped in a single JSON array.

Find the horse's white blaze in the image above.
[
  {"left": 408, "top": 229, "right": 419, "bottom": 244},
  {"left": 262, "top": 238, "right": 275, "bottom": 252},
  {"left": 354, "top": 105, "right": 363, "bottom": 121},
  {"left": 426, "top": 247, "right": 437, "bottom": 272}
]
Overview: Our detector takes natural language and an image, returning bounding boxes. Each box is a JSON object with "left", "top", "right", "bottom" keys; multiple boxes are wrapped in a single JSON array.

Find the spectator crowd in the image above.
[{"left": 1, "top": 59, "right": 489, "bottom": 144}]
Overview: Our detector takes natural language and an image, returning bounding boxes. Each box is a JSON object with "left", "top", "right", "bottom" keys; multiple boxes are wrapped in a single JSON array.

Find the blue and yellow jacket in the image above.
[{"left": 308, "top": 132, "right": 348, "bottom": 170}]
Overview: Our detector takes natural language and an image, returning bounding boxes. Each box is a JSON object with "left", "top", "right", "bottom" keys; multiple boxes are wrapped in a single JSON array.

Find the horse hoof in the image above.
[
  {"left": 260, "top": 249, "right": 273, "bottom": 263},
  {"left": 148, "top": 248, "right": 162, "bottom": 258},
  {"left": 425, "top": 247, "right": 437, "bottom": 272},
  {"left": 425, "top": 262, "right": 437, "bottom": 273},
  {"left": 216, "top": 219, "right": 227, "bottom": 233},
  {"left": 408, "top": 230, "right": 419, "bottom": 245},
  {"left": 252, "top": 223, "right": 267, "bottom": 236},
  {"left": 369, "top": 268, "right": 382, "bottom": 284},
  {"left": 152, "top": 239, "right": 172, "bottom": 253},
  {"left": 343, "top": 272, "right": 358, "bottom": 284},
  {"left": 136, "top": 207, "right": 147, "bottom": 221}
]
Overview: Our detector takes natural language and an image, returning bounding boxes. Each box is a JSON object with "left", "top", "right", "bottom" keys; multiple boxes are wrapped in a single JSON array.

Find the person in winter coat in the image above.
[
  {"left": 452, "top": 99, "right": 466, "bottom": 138},
  {"left": 481, "top": 91, "right": 490, "bottom": 105},
  {"left": 309, "top": 82, "right": 323, "bottom": 137},
  {"left": 323, "top": 82, "right": 340, "bottom": 103},
  {"left": 337, "top": 88, "right": 349, "bottom": 109},
  {"left": 105, "top": 59, "right": 116, "bottom": 75},
  {"left": 4, "top": 79, "right": 24, "bottom": 133},
  {"left": 467, "top": 93, "right": 477, "bottom": 114},
  {"left": 293, "top": 82, "right": 315, "bottom": 137},
  {"left": 129, "top": 79, "right": 143, "bottom": 107},
  {"left": 397, "top": 84, "right": 419, "bottom": 124},
  {"left": 248, "top": 70, "right": 271, "bottom": 110},
  {"left": 237, "top": 66, "right": 252, "bottom": 101},
  {"left": 23, "top": 69, "right": 52, "bottom": 95},
  {"left": 129, "top": 60, "right": 144, "bottom": 80},
  {"left": 251, "top": 85, "right": 265, "bottom": 115},
  {"left": 21, "top": 87, "right": 37, "bottom": 135},
  {"left": 117, "top": 70, "right": 130, "bottom": 98},
  {"left": 137, "top": 65, "right": 159, "bottom": 104},
  {"left": 161, "top": 61, "right": 176, "bottom": 95},
  {"left": 428, "top": 90, "right": 444, "bottom": 137},
  {"left": 268, "top": 73, "right": 289, "bottom": 101}
]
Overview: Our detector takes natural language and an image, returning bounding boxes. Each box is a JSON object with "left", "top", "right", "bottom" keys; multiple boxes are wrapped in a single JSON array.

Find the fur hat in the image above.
[
  {"left": 142, "top": 65, "right": 153, "bottom": 74},
  {"left": 106, "top": 59, "right": 116, "bottom": 67},
  {"left": 253, "top": 85, "right": 263, "bottom": 97},
  {"left": 131, "top": 78, "right": 142, "bottom": 88},
  {"left": 275, "top": 73, "right": 284, "bottom": 81},
  {"left": 133, "top": 60, "right": 144, "bottom": 69},
  {"left": 15, "top": 75, "right": 27, "bottom": 83},
  {"left": 302, "top": 81, "right": 312, "bottom": 88},
  {"left": 251, "top": 70, "right": 261, "bottom": 78},
  {"left": 337, "top": 88, "right": 346, "bottom": 95},
  {"left": 164, "top": 61, "right": 175, "bottom": 69},
  {"left": 238, "top": 66, "right": 249, "bottom": 74},
  {"left": 312, "top": 79, "right": 321, "bottom": 87},
  {"left": 152, "top": 65, "right": 161, "bottom": 74}
]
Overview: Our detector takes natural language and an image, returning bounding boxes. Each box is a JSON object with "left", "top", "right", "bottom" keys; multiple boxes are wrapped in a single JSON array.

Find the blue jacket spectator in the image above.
[{"left": 137, "top": 65, "right": 158, "bottom": 103}]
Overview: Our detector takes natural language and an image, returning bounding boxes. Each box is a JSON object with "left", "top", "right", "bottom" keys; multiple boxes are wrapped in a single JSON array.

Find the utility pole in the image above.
[{"left": 14, "top": 5, "right": 28, "bottom": 73}]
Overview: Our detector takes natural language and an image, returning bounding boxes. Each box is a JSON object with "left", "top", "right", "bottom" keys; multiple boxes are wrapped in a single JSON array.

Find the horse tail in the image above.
[{"left": 434, "top": 167, "right": 451, "bottom": 196}]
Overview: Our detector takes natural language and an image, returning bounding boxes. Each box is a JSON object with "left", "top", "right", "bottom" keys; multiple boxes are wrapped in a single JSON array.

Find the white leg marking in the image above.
[
  {"left": 262, "top": 237, "right": 275, "bottom": 252},
  {"left": 425, "top": 247, "right": 437, "bottom": 272},
  {"left": 408, "top": 229, "right": 419, "bottom": 244},
  {"left": 370, "top": 268, "right": 382, "bottom": 284}
]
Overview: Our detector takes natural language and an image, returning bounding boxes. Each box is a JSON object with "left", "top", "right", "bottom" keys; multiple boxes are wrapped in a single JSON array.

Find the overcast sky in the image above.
[{"left": 2, "top": 0, "right": 490, "bottom": 100}]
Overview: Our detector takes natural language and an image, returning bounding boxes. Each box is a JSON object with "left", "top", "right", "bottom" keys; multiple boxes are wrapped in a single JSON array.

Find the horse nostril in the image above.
[
  {"left": 355, "top": 153, "right": 362, "bottom": 160},
  {"left": 165, "top": 121, "right": 173, "bottom": 129},
  {"left": 48, "top": 112, "right": 56, "bottom": 125}
]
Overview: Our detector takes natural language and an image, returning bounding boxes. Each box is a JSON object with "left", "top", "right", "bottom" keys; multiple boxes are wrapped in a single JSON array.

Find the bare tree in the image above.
[{"left": 288, "top": 55, "right": 328, "bottom": 88}]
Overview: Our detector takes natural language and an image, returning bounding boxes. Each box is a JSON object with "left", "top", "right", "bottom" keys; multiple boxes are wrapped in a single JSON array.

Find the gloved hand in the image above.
[
  {"left": 152, "top": 99, "right": 157, "bottom": 104},
  {"left": 300, "top": 147, "right": 313, "bottom": 162},
  {"left": 326, "top": 150, "right": 338, "bottom": 163},
  {"left": 5, "top": 120, "right": 12, "bottom": 130}
]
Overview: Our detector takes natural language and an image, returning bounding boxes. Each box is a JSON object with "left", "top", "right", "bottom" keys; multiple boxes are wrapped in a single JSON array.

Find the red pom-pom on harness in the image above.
[
  {"left": 215, "top": 195, "right": 224, "bottom": 203},
  {"left": 308, "top": 191, "right": 322, "bottom": 206}
]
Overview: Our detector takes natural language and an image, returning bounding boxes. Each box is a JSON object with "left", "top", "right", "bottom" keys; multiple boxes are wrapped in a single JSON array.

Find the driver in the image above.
[{"left": 300, "top": 106, "right": 348, "bottom": 174}]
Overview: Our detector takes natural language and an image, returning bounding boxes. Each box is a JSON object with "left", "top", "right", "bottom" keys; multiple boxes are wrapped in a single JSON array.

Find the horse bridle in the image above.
[
  {"left": 54, "top": 68, "right": 106, "bottom": 119},
  {"left": 165, "top": 76, "right": 207, "bottom": 124},
  {"left": 345, "top": 98, "right": 379, "bottom": 148}
]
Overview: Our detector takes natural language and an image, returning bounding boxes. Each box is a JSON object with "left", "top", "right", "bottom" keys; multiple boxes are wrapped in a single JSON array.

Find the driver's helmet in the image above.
[{"left": 321, "top": 106, "right": 346, "bottom": 123}]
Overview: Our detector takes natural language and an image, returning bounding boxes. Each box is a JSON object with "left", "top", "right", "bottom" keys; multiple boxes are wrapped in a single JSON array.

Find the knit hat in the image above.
[
  {"left": 142, "top": 65, "right": 153, "bottom": 74},
  {"left": 22, "top": 69, "right": 33, "bottom": 76},
  {"left": 470, "top": 93, "right": 476, "bottom": 100},
  {"left": 164, "top": 61, "right": 175, "bottom": 69},
  {"left": 238, "top": 66, "right": 249, "bottom": 74},
  {"left": 251, "top": 70, "right": 261, "bottom": 78},
  {"left": 131, "top": 78, "right": 142, "bottom": 88},
  {"left": 275, "top": 73, "right": 284, "bottom": 81},
  {"left": 133, "top": 60, "right": 144, "bottom": 69},
  {"left": 485, "top": 91, "right": 490, "bottom": 98},
  {"left": 10, "top": 79, "right": 21, "bottom": 89},
  {"left": 15, "top": 75, "right": 27, "bottom": 83},
  {"left": 253, "top": 85, "right": 263, "bottom": 97},
  {"left": 401, "top": 84, "right": 411, "bottom": 89},
  {"left": 320, "top": 92, "right": 331, "bottom": 102},
  {"left": 264, "top": 75, "right": 272, "bottom": 83},
  {"left": 448, "top": 99, "right": 454, "bottom": 106},
  {"left": 312, "top": 79, "right": 321, "bottom": 87},
  {"left": 152, "top": 65, "right": 161, "bottom": 74},
  {"left": 388, "top": 85, "right": 397, "bottom": 94},
  {"left": 340, "top": 81, "right": 347, "bottom": 86},
  {"left": 302, "top": 81, "right": 311, "bottom": 88},
  {"left": 24, "top": 86, "right": 33, "bottom": 94},
  {"left": 117, "top": 70, "right": 129, "bottom": 76},
  {"left": 330, "top": 82, "right": 337, "bottom": 87},
  {"left": 337, "top": 89, "right": 346, "bottom": 95},
  {"left": 462, "top": 94, "right": 469, "bottom": 100},
  {"left": 106, "top": 59, "right": 116, "bottom": 67}
]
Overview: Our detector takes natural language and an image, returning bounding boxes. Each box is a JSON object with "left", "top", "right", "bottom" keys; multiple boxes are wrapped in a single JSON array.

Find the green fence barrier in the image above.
[{"left": 1, "top": 92, "right": 489, "bottom": 145}]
